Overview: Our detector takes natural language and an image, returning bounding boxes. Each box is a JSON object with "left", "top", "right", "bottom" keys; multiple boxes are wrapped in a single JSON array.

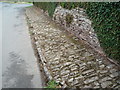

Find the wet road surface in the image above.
[{"left": 1, "top": 2, "right": 43, "bottom": 88}]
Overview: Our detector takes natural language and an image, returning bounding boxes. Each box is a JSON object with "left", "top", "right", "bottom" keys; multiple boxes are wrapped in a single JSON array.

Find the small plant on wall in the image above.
[{"left": 65, "top": 13, "right": 74, "bottom": 27}]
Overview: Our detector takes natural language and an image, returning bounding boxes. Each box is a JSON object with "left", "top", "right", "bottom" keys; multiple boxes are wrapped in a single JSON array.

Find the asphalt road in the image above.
[
  {"left": 0, "top": 2, "right": 2, "bottom": 89},
  {"left": 1, "top": 2, "right": 43, "bottom": 88}
]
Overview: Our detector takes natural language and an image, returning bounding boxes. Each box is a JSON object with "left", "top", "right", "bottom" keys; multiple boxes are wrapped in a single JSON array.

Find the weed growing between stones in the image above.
[{"left": 45, "top": 80, "right": 59, "bottom": 88}]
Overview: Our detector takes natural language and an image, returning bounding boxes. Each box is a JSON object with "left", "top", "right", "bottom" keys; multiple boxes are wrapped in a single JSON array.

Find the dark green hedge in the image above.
[
  {"left": 78, "top": 2, "right": 120, "bottom": 62},
  {"left": 33, "top": 2, "right": 58, "bottom": 17},
  {"left": 33, "top": 2, "right": 120, "bottom": 62}
]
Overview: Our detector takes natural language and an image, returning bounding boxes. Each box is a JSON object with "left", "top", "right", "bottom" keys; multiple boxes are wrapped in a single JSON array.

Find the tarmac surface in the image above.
[{"left": 1, "top": 2, "right": 43, "bottom": 88}]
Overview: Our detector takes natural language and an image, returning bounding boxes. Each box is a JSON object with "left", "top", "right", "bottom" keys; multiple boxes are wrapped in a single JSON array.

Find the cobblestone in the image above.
[
  {"left": 101, "top": 81, "right": 112, "bottom": 88},
  {"left": 82, "top": 69, "right": 94, "bottom": 75},
  {"left": 110, "top": 72, "right": 119, "bottom": 78},
  {"left": 99, "top": 77, "right": 112, "bottom": 83},
  {"left": 84, "top": 76, "right": 98, "bottom": 84},
  {"left": 26, "top": 7, "right": 120, "bottom": 88}
]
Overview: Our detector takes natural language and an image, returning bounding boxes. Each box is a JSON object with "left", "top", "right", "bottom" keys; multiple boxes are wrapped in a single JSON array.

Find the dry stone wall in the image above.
[
  {"left": 26, "top": 7, "right": 120, "bottom": 88},
  {"left": 53, "top": 6, "right": 102, "bottom": 52}
]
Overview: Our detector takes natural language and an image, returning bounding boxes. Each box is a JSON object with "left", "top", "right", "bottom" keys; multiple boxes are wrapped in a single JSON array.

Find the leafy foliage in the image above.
[
  {"left": 78, "top": 2, "right": 120, "bottom": 62},
  {"left": 33, "top": 2, "right": 58, "bottom": 17},
  {"left": 45, "top": 80, "right": 59, "bottom": 88}
]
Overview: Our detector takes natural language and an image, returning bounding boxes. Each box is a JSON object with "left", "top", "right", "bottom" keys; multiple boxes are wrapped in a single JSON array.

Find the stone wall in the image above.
[
  {"left": 53, "top": 6, "right": 102, "bottom": 52},
  {"left": 26, "top": 7, "right": 120, "bottom": 88}
]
